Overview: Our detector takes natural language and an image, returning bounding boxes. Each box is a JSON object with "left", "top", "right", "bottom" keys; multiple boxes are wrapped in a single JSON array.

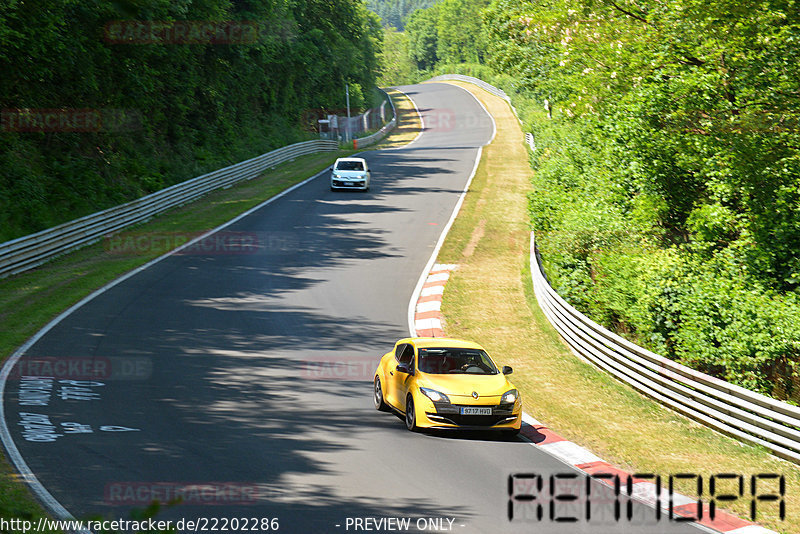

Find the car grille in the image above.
[
  {"left": 333, "top": 180, "right": 364, "bottom": 187},
  {"left": 427, "top": 403, "right": 515, "bottom": 427}
]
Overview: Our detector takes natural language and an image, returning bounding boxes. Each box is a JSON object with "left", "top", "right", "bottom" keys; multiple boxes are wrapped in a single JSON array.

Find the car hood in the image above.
[{"left": 418, "top": 373, "right": 512, "bottom": 398}]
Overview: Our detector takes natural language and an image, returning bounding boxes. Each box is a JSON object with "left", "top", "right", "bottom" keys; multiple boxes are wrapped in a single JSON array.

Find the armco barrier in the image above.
[
  {"left": 426, "top": 74, "right": 530, "bottom": 147},
  {"left": 0, "top": 139, "right": 337, "bottom": 278},
  {"left": 353, "top": 89, "right": 397, "bottom": 149},
  {"left": 353, "top": 117, "right": 396, "bottom": 149},
  {"left": 426, "top": 74, "right": 512, "bottom": 103},
  {"left": 531, "top": 231, "right": 800, "bottom": 464},
  {"left": 430, "top": 73, "right": 800, "bottom": 464}
]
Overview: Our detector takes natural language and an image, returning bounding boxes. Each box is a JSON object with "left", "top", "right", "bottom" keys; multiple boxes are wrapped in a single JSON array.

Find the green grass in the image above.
[
  {"left": 371, "top": 89, "right": 422, "bottom": 149},
  {"left": 432, "top": 80, "right": 798, "bottom": 534}
]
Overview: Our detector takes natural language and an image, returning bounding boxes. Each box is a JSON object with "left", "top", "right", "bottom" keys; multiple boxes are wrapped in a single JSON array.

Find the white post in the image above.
[{"left": 346, "top": 83, "right": 351, "bottom": 142}]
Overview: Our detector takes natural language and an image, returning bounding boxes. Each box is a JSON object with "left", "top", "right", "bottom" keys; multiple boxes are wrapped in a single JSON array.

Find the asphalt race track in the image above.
[{"left": 1, "top": 83, "right": 702, "bottom": 533}]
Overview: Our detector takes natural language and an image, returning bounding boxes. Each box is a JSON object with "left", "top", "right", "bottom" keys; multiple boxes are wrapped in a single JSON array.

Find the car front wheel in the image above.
[
  {"left": 374, "top": 376, "right": 388, "bottom": 412},
  {"left": 405, "top": 394, "right": 417, "bottom": 431}
]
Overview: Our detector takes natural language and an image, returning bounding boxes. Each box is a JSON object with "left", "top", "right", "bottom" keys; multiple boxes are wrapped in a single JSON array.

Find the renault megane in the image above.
[{"left": 374, "top": 337, "right": 522, "bottom": 435}]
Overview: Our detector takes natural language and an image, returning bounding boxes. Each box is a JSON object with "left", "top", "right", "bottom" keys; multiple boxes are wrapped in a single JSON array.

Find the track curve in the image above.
[{"left": 2, "top": 83, "right": 701, "bottom": 533}]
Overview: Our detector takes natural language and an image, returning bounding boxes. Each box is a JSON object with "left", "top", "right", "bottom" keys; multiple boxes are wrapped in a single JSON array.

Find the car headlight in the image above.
[
  {"left": 501, "top": 389, "right": 518, "bottom": 404},
  {"left": 420, "top": 387, "right": 450, "bottom": 403}
]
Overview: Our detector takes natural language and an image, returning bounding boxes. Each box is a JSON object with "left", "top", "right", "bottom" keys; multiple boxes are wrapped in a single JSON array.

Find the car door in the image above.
[
  {"left": 394, "top": 344, "right": 416, "bottom": 411},
  {"left": 386, "top": 343, "right": 414, "bottom": 410}
]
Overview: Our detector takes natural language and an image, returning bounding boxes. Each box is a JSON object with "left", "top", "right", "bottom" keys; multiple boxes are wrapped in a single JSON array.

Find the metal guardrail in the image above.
[
  {"left": 430, "top": 72, "right": 800, "bottom": 463},
  {"left": 530, "top": 231, "right": 800, "bottom": 463},
  {"left": 427, "top": 74, "right": 533, "bottom": 151},
  {"left": 354, "top": 118, "right": 396, "bottom": 149},
  {"left": 524, "top": 132, "right": 536, "bottom": 151},
  {"left": 0, "top": 139, "right": 338, "bottom": 278},
  {"left": 426, "top": 74, "right": 512, "bottom": 103},
  {"left": 354, "top": 89, "right": 397, "bottom": 149}
]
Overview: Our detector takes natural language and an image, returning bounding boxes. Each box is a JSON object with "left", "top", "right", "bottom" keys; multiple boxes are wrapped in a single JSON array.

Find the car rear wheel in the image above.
[
  {"left": 374, "top": 376, "right": 388, "bottom": 412},
  {"left": 405, "top": 394, "right": 417, "bottom": 431}
]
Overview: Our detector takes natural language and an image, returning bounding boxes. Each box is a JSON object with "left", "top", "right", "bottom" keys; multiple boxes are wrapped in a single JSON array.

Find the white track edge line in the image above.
[{"left": 406, "top": 87, "right": 490, "bottom": 336}]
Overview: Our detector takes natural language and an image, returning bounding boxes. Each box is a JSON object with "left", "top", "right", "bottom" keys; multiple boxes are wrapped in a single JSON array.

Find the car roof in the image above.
[
  {"left": 396, "top": 337, "right": 486, "bottom": 350},
  {"left": 335, "top": 157, "right": 366, "bottom": 163}
]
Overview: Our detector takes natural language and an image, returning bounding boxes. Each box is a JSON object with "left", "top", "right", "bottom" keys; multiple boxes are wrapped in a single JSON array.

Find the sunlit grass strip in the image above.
[
  {"left": 372, "top": 89, "right": 422, "bottom": 149},
  {"left": 433, "top": 79, "right": 798, "bottom": 534}
]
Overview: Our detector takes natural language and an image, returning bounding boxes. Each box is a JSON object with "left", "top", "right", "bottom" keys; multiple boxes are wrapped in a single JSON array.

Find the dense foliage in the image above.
[
  {"left": 365, "top": 0, "right": 440, "bottom": 30},
  {"left": 0, "top": 0, "right": 381, "bottom": 242},
  {"left": 392, "top": 0, "right": 800, "bottom": 398},
  {"left": 405, "top": 0, "right": 488, "bottom": 69},
  {"left": 377, "top": 27, "right": 416, "bottom": 86}
]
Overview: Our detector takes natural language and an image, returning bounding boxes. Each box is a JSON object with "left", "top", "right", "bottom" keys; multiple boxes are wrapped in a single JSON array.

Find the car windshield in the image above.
[
  {"left": 418, "top": 348, "right": 498, "bottom": 375},
  {"left": 336, "top": 160, "right": 364, "bottom": 171}
]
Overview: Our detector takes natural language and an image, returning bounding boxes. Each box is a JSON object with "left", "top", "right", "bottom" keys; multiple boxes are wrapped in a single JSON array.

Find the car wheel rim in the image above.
[
  {"left": 374, "top": 379, "right": 382, "bottom": 407},
  {"left": 406, "top": 398, "right": 414, "bottom": 429}
]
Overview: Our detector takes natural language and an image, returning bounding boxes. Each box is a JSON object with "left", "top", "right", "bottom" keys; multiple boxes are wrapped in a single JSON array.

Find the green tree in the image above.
[
  {"left": 0, "top": 0, "right": 383, "bottom": 242},
  {"left": 435, "top": 0, "right": 488, "bottom": 64},
  {"left": 365, "top": 0, "right": 443, "bottom": 30},
  {"left": 405, "top": 5, "right": 440, "bottom": 70},
  {"left": 478, "top": 0, "right": 800, "bottom": 397},
  {"left": 378, "top": 26, "right": 417, "bottom": 85}
]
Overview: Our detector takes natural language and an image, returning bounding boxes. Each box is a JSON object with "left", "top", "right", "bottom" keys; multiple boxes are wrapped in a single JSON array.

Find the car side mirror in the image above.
[
  {"left": 396, "top": 364, "right": 414, "bottom": 375},
  {"left": 502, "top": 366, "right": 513, "bottom": 375}
]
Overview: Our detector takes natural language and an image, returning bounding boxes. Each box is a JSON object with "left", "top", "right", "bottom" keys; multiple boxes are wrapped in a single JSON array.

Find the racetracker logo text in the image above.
[
  {"left": 104, "top": 231, "right": 262, "bottom": 256},
  {"left": 1, "top": 108, "right": 141, "bottom": 132},
  {"left": 9, "top": 357, "right": 152, "bottom": 381},
  {"left": 104, "top": 21, "right": 259, "bottom": 45},
  {"left": 301, "top": 356, "right": 377, "bottom": 381},
  {"left": 104, "top": 482, "right": 260, "bottom": 505}
]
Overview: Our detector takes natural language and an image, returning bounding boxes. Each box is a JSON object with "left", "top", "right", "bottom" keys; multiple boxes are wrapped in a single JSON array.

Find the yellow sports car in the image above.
[{"left": 373, "top": 337, "right": 522, "bottom": 435}]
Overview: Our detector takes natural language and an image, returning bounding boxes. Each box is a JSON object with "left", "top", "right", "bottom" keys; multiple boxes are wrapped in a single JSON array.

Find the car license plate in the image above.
[{"left": 460, "top": 407, "right": 492, "bottom": 415}]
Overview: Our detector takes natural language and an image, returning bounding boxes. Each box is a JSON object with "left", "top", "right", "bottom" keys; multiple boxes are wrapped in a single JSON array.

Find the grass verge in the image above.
[
  {"left": 0, "top": 93, "right": 421, "bottom": 526},
  {"left": 433, "top": 80, "right": 798, "bottom": 534},
  {"left": 373, "top": 89, "right": 422, "bottom": 149}
]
